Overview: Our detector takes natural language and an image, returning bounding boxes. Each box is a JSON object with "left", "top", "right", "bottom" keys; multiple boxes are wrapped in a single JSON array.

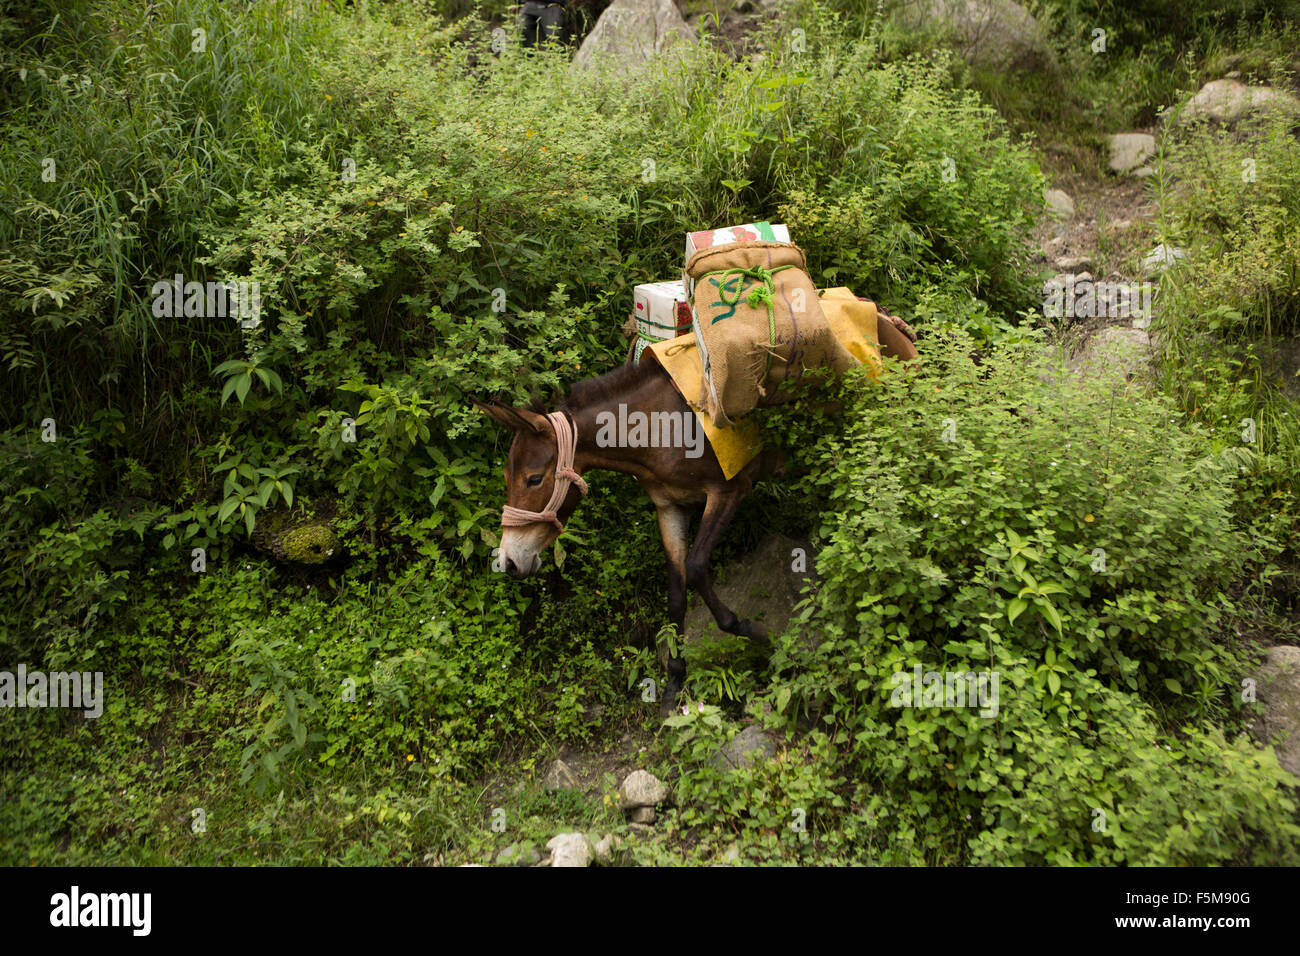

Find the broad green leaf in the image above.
[
  {"left": 1007, "top": 598, "right": 1028, "bottom": 624},
  {"left": 1037, "top": 599, "right": 1063, "bottom": 635}
]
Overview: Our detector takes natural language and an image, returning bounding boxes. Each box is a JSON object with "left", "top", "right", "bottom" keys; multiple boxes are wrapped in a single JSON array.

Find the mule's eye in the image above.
[{"left": 526, "top": 474, "right": 544, "bottom": 487}]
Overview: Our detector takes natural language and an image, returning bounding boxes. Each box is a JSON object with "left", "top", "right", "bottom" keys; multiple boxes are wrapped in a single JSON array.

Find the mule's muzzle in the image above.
[{"left": 503, "top": 552, "right": 541, "bottom": 579}]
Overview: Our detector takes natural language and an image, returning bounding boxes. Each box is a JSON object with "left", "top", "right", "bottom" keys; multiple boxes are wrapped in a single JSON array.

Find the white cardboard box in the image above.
[{"left": 632, "top": 279, "right": 692, "bottom": 341}]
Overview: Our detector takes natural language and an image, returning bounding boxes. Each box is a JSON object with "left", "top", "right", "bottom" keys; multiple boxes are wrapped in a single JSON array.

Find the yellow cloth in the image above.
[{"left": 646, "top": 288, "right": 883, "bottom": 479}]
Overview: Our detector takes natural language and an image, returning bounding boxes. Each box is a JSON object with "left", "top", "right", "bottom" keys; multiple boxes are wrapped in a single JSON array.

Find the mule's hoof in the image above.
[{"left": 741, "top": 620, "right": 770, "bottom": 644}]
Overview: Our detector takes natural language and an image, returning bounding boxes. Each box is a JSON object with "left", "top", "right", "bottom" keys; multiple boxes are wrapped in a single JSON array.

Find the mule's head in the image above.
[{"left": 474, "top": 400, "right": 585, "bottom": 578}]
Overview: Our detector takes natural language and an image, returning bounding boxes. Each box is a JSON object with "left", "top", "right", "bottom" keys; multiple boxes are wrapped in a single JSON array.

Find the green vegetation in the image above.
[{"left": 1, "top": 0, "right": 1297, "bottom": 865}]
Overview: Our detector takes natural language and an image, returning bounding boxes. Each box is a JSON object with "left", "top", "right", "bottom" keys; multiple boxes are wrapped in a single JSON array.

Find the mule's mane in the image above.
[{"left": 562, "top": 360, "right": 655, "bottom": 413}]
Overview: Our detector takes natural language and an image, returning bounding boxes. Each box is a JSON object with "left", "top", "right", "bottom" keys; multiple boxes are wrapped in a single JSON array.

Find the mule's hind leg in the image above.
[
  {"left": 685, "top": 488, "right": 770, "bottom": 647},
  {"left": 654, "top": 502, "right": 691, "bottom": 716}
]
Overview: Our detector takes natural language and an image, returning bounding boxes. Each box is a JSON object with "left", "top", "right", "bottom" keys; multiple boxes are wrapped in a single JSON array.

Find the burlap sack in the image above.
[{"left": 686, "top": 241, "right": 857, "bottom": 427}]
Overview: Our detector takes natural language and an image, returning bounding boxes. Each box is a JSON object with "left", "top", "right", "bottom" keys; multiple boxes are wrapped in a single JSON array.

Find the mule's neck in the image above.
[{"left": 564, "top": 361, "right": 674, "bottom": 481}]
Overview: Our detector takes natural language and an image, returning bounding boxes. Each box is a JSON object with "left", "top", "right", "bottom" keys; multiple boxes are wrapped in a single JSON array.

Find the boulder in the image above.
[
  {"left": 618, "top": 769, "right": 668, "bottom": 809},
  {"left": 1108, "top": 133, "right": 1156, "bottom": 175},
  {"left": 1255, "top": 645, "right": 1300, "bottom": 779},
  {"left": 250, "top": 498, "right": 341, "bottom": 564},
  {"left": 899, "top": 0, "right": 1052, "bottom": 71},
  {"left": 1175, "top": 79, "right": 1300, "bottom": 126},
  {"left": 571, "top": 0, "right": 695, "bottom": 74}
]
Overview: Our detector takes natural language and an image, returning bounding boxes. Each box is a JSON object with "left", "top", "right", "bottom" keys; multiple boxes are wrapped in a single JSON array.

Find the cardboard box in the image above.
[
  {"left": 685, "top": 221, "right": 790, "bottom": 260},
  {"left": 632, "top": 279, "right": 693, "bottom": 342},
  {"left": 683, "top": 221, "right": 790, "bottom": 297}
]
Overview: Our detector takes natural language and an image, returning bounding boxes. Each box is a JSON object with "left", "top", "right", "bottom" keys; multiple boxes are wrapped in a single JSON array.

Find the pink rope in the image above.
[{"left": 500, "top": 411, "right": 588, "bottom": 531}]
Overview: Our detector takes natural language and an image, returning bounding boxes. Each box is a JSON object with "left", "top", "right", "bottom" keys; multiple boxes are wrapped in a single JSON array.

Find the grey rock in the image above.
[
  {"left": 899, "top": 0, "right": 1052, "bottom": 71},
  {"left": 571, "top": 0, "right": 695, "bottom": 75},
  {"left": 1256, "top": 645, "right": 1300, "bottom": 779},
  {"left": 542, "top": 758, "right": 578, "bottom": 791},
  {"left": 546, "top": 832, "right": 594, "bottom": 867},
  {"left": 592, "top": 833, "right": 619, "bottom": 864},
  {"left": 1044, "top": 188, "right": 1075, "bottom": 219},
  {"left": 1108, "top": 133, "right": 1156, "bottom": 175},
  {"left": 496, "top": 843, "right": 541, "bottom": 867},
  {"left": 1068, "top": 327, "right": 1154, "bottom": 384},
  {"left": 1054, "top": 254, "right": 1092, "bottom": 271},
  {"left": 1176, "top": 79, "right": 1300, "bottom": 126},
  {"left": 713, "top": 724, "right": 778, "bottom": 771},
  {"left": 618, "top": 769, "right": 668, "bottom": 809},
  {"left": 629, "top": 806, "right": 656, "bottom": 824}
]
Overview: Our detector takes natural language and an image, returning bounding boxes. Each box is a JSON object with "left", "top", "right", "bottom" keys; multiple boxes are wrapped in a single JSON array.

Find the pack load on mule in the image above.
[
  {"left": 626, "top": 221, "right": 792, "bottom": 364},
  {"left": 624, "top": 220, "right": 919, "bottom": 473},
  {"left": 477, "top": 222, "right": 919, "bottom": 713}
]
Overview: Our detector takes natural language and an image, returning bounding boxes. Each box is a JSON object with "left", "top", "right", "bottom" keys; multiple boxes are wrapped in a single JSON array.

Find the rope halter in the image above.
[{"left": 500, "top": 411, "right": 588, "bottom": 533}]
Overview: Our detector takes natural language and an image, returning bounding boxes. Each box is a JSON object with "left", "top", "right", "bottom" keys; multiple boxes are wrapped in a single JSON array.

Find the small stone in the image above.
[
  {"left": 627, "top": 822, "right": 653, "bottom": 835},
  {"left": 712, "top": 724, "right": 778, "bottom": 771},
  {"left": 496, "top": 843, "right": 541, "bottom": 867},
  {"left": 1044, "top": 188, "right": 1075, "bottom": 219},
  {"left": 1054, "top": 255, "right": 1092, "bottom": 272},
  {"left": 618, "top": 770, "right": 668, "bottom": 809},
  {"left": 546, "top": 832, "right": 594, "bottom": 868},
  {"left": 592, "top": 833, "right": 618, "bottom": 864},
  {"left": 1108, "top": 133, "right": 1156, "bottom": 175},
  {"left": 629, "top": 806, "right": 656, "bottom": 824},
  {"left": 542, "top": 758, "right": 578, "bottom": 791}
]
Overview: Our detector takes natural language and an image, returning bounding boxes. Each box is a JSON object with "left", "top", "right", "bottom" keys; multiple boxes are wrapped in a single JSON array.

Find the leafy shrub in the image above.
[{"left": 742, "top": 331, "right": 1300, "bottom": 864}]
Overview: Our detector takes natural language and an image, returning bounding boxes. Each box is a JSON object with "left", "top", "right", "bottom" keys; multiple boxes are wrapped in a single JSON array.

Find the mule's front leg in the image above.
[
  {"left": 655, "top": 503, "right": 691, "bottom": 717},
  {"left": 686, "top": 490, "right": 770, "bottom": 647}
]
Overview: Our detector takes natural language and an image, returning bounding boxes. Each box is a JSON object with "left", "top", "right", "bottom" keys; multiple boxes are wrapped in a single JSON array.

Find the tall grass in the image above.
[{"left": 0, "top": 0, "right": 342, "bottom": 436}]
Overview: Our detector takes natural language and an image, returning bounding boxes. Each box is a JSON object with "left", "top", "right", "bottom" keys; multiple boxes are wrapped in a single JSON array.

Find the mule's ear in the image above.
[{"left": 472, "top": 400, "right": 548, "bottom": 434}]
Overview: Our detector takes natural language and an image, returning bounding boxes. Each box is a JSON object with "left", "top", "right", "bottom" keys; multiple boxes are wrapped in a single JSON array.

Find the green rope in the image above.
[{"left": 698, "top": 263, "right": 796, "bottom": 378}]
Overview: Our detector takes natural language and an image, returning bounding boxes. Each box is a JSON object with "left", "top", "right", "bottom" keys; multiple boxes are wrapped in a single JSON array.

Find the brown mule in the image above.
[{"left": 476, "top": 311, "right": 918, "bottom": 714}]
